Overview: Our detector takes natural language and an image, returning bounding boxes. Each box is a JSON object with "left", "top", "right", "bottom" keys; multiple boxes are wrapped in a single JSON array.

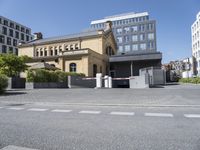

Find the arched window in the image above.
[
  {"left": 70, "top": 63, "right": 76, "bottom": 72},
  {"left": 70, "top": 45, "right": 74, "bottom": 50},
  {"left": 106, "top": 46, "right": 114, "bottom": 56}
]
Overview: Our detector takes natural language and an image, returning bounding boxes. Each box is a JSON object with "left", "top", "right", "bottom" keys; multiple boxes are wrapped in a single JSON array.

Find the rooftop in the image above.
[{"left": 91, "top": 12, "right": 149, "bottom": 25}]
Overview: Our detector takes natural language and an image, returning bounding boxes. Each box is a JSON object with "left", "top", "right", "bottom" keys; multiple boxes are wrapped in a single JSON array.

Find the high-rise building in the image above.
[
  {"left": 191, "top": 11, "right": 200, "bottom": 76},
  {"left": 0, "top": 16, "right": 32, "bottom": 55},
  {"left": 91, "top": 12, "right": 162, "bottom": 78}
]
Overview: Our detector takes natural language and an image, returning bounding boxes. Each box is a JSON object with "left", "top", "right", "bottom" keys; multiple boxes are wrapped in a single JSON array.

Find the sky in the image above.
[{"left": 0, "top": 0, "right": 199, "bottom": 63}]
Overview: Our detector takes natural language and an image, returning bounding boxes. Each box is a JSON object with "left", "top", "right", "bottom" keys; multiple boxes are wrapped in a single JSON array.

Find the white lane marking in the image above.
[
  {"left": 110, "top": 111, "right": 135, "bottom": 116},
  {"left": 51, "top": 109, "right": 72, "bottom": 113},
  {"left": 79, "top": 110, "right": 101, "bottom": 114},
  {"left": 27, "top": 108, "right": 48, "bottom": 112},
  {"left": 145, "top": 113, "right": 173, "bottom": 117},
  {"left": 7, "top": 107, "right": 24, "bottom": 110},
  {"left": 0, "top": 107, "right": 3, "bottom": 109},
  {"left": 184, "top": 114, "right": 200, "bottom": 118}
]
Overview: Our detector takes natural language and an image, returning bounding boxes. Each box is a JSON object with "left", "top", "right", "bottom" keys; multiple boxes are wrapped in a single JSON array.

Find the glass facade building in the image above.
[
  {"left": 91, "top": 12, "right": 157, "bottom": 54},
  {"left": 0, "top": 16, "right": 32, "bottom": 55}
]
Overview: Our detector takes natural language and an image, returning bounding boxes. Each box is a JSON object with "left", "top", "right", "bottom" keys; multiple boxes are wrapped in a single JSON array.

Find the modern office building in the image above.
[
  {"left": 91, "top": 12, "right": 162, "bottom": 78},
  {"left": 18, "top": 22, "right": 117, "bottom": 77},
  {"left": 0, "top": 16, "right": 32, "bottom": 55},
  {"left": 191, "top": 11, "right": 200, "bottom": 76}
]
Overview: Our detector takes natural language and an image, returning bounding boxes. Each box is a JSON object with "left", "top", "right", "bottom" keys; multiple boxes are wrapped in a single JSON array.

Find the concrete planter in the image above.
[{"left": 26, "top": 82, "right": 68, "bottom": 89}]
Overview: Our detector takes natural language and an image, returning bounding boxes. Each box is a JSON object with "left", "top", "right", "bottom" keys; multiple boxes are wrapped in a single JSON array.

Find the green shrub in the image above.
[
  {"left": 0, "top": 74, "right": 8, "bottom": 94},
  {"left": 26, "top": 69, "right": 85, "bottom": 83},
  {"left": 179, "top": 77, "right": 200, "bottom": 84}
]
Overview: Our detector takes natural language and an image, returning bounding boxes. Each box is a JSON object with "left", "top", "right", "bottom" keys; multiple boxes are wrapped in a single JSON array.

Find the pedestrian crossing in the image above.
[{"left": 0, "top": 106, "right": 199, "bottom": 119}]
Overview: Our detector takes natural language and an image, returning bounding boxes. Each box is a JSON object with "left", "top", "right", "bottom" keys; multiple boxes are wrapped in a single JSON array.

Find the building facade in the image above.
[
  {"left": 18, "top": 22, "right": 117, "bottom": 77},
  {"left": 91, "top": 12, "right": 162, "bottom": 78},
  {"left": 0, "top": 16, "right": 32, "bottom": 55},
  {"left": 91, "top": 12, "right": 157, "bottom": 54},
  {"left": 191, "top": 11, "right": 200, "bottom": 76}
]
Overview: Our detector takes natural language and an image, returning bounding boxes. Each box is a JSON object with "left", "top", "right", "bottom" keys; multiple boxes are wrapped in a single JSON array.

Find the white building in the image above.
[
  {"left": 191, "top": 11, "right": 200, "bottom": 76},
  {"left": 182, "top": 57, "right": 194, "bottom": 78},
  {"left": 0, "top": 16, "right": 32, "bottom": 55}
]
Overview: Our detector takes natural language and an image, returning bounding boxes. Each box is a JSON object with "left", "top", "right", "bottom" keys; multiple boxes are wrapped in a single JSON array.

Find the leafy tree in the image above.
[{"left": 0, "top": 54, "right": 30, "bottom": 77}]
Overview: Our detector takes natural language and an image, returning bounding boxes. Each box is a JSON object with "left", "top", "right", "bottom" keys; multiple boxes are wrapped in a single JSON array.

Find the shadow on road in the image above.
[{"left": 0, "top": 90, "right": 27, "bottom": 96}]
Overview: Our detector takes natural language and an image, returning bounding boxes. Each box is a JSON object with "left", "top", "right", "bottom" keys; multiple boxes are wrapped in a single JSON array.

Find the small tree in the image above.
[{"left": 0, "top": 54, "right": 30, "bottom": 77}]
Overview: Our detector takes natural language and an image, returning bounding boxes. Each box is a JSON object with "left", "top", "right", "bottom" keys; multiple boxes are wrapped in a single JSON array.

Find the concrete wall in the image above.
[
  {"left": 68, "top": 76, "right": 96, "bottom": 88},
  {"left": 129, "top": 75, "right": 149, "bottom": 89}
]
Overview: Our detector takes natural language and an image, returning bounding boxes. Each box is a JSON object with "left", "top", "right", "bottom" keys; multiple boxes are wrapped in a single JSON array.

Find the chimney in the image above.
[
  {"left": 105, "top": 21, "right": 112, "bottom": 31},
  {"left": 34, "top": 32, "right": 43, "bottom": 40}
]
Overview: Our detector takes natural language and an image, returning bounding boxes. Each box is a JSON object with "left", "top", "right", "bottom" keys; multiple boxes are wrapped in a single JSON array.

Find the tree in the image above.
[{"left": 0, "top": 54, "right": 30, "bottom": 77}]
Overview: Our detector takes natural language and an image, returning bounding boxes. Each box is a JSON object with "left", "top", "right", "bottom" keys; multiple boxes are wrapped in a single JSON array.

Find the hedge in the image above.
[
  {"left": 0, "top": 74, "right": 8, "bottom": 94},
  {"left": 179, "top": 77, "right": 200, "bottom": 84},
  {"left": 27, "top": 69, "right": 85, "bottom": 83}
]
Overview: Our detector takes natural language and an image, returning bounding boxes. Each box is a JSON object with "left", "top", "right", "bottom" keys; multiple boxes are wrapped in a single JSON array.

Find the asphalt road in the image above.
[{"left": 0, "top": 84, "right": 200, "bottom": 150}]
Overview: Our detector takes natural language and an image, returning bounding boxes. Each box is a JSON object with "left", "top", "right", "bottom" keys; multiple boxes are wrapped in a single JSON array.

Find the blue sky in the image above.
[{"left": 0, "top": 0, "right": 199, "bottom": 63}]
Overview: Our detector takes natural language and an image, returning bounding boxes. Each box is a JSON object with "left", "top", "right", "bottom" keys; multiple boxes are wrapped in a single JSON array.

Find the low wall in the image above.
[
  {"left": 68, "top": 76, "right": 96, "bottom": 88},
  {"left": 7, "top": 77, "right": 26, "bottom": 89},
  {"left": 129, "top": 75, "right": 149, "bottom": 89},
  {"left": 26, "top": 82, "right": 68, "bottom": 89}
]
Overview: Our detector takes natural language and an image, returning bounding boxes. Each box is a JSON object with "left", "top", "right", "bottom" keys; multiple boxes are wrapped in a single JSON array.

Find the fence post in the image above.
[
  {"left": 68, "top": 76, "right": 71, "bottom": 88},
  {"left": 104, "top": 75, "right": 109, "bottom": 88},
  {"left": 96, "top": 73, "right": 102, "bottom": 88},
  {"left": 108, "top": 77, "right": 112, "bottom": 88}
]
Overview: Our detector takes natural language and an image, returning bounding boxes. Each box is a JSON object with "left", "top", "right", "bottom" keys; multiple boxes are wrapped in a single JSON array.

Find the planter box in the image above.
[{"left": 26, "top": 82, "right": 68, "bottom": 89}]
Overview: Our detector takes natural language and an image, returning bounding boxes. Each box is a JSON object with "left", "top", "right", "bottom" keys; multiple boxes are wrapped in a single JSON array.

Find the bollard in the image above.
[
  {"left": 96, "top": 73, "right": 102, "bottom": 88},
  {"left": 104, "top": 75, "right": 109, "bottom": 88},
  {"left": 108, "top": 77, "right": 112, "bottom": 88}
]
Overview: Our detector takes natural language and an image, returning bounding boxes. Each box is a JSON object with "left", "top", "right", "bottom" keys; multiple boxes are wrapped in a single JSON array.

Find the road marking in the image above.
[
  {"left": 27, "top": 108, "right": 48, "bottom": 112},
  {"left": 51, "top": 109, "right": 72, "bottom": 113},
  {"left": 184, "top": 114, "right": 200, "bottom": 118},
  {"left": 110, "top": 111, "right": 135, "bottom": 116},
  {"left": 79, "top": 110, "right": 101, "bottom": 114},
  {"left": 7, "top": 107, "right": 24, "bottom": 110},
  {"left": 0, "top": 107, "right": 3, "bottom": 109},
  {"left": 145, "top": 113, "right": 173, "bottom": 117}
]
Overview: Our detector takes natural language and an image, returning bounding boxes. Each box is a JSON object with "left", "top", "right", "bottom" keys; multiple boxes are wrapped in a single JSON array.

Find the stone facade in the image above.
[{"left": 18, "top": 22, "right": 117, "bottom": 77}]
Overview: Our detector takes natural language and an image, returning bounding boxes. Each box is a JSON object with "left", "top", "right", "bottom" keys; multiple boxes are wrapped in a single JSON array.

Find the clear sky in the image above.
[{"left": 0, "top": 0, "right": 199, "bottom": 63}]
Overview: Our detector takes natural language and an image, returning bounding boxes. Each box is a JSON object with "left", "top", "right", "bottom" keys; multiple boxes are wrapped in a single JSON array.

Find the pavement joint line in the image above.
[
  {"left": 110, "top": 111, "right": 135, "bottom": 116},
  {"left": 7, "top": 107, "right": 25, "bottom": 110},
  {"left": 79, "top": 110, "right": 101, "bottom": 114},
  {"left": 184, "top": 114, "right": 200, "bottom": 118},
  {"left": 27, "top": 108, "right": 48, "bottom": 112},
  {"left": 144, "top": 113, "right": 174, "bottom": 117},
  {"left": 51, "top": 109, "right": 72, "bottom": 113}
]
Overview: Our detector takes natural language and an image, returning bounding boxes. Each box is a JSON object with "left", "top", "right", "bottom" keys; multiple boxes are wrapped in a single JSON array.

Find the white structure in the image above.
[
  {"left": 191, "top": 11, "right": 200, "bottom": 76},
  {"left": 182, "top": 57, "right": 194, "bottom": 78},
  {"left": 0, "top": 16, "right": 32, "bottom": 55}
]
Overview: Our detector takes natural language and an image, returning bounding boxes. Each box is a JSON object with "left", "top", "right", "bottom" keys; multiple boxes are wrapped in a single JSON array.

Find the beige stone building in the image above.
[{"left": 18, "top": 22, "right": 117, "bottom": 77}]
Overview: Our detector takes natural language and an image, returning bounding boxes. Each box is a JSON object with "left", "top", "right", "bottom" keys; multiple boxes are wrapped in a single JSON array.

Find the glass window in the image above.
[
  {"left": 70, "top": 63, "right": 76, "bottom": 72},
  {"left": 140, "top": 43, "right": 146, "bottom": 50},
  {"left": 2, "top": 27, "right": 7, "bottom": 35},
  {"left": 132, "top": 44, "right": 138, "bottom": 51},
  {"left": 116, "top": 28, "right": 122, "bottom": 34},
  {"left": 9, "top": 29, "right": 13, "bottom": 37},
  {"left": 139, "top": 25, "right": 145, "bottom": 31},
  {"left": 8, "top": 47, "right": 13, "bottom": 53},
  {"left": 117, "top": 37, "right": 123, "bottom": 43},
  {"left": 7, "top": 37, "right": 11, "bottom": 45},
  {"left": 124, "top": 35, "right": 130, "bottom": 43},
  {"left": 140, "top": 34, "right": 145, "bottom": 41},
  {"left": 124, "top": 45, "right": 130, "bottom": 52},
  {"left": 118, "top": 46, "right": 123, "bottom": 53},
  {"left": 0, "top": 35, "right": 5, "bottom": 44},
  {"left": 21, "top": 33, "right": 24, "bottom": 40},
  {"left": 131, "top": 26, "right": 138, "bottom": 32},
  {"left": 132, "top": 35, "right": 138, "bottom": 42},
  {"left": 2, "top": 45, "right": 7, "bottom": 53},
  {"left": 147, "top": 42, "right": 155, "bottom": 50},
  {"left": 13, "top": 39, "right": 17, "bottom": 47},
  {"left": 15, "top": 31, "right": 19, "bottom": 39},
  {"left": 148, "top": 33, "right": 154, "bottom": 40},
  {"left": 124, "top": 27, "right": 130, "bottom": 33}
]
